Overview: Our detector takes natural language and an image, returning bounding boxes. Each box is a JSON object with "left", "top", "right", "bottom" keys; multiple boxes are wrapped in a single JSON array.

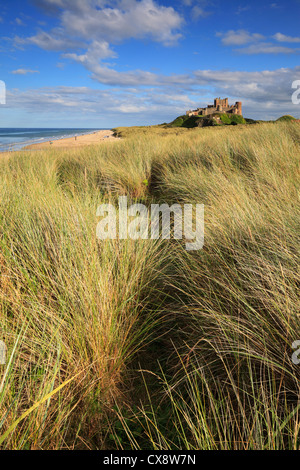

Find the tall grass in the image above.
[{"left": 0, "top": 122, "right": 299, "bottom": 449}]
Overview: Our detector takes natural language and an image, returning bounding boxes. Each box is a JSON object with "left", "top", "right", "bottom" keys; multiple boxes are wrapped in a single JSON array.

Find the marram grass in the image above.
[{"left": 0, "top": 122, "right": 299, "bottom": 449}]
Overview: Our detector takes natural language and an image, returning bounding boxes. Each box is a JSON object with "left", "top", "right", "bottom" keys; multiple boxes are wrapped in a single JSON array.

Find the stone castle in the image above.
[{"left": 186, "top": 98, "right": 242, "bottom": 117}]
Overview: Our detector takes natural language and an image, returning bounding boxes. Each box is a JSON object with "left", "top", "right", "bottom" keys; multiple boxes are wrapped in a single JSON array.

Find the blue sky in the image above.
[{"left": 1, "top": 0, "right": 300, "bottom": 127}]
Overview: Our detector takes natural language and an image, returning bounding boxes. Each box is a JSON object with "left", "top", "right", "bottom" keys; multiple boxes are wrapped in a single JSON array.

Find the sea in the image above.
[{"left": 0, "top": 128, "right": 108, "bottom": 152}]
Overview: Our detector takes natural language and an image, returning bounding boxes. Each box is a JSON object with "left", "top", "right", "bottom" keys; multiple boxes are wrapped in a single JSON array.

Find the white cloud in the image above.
[
  {"left": 11, "top": 69, "right": 40, "bottom": 75},
  {"left": 19, "top": 0, "right": 183, "bottom": 51},
  {"left": 236, "top": 43, "right": 300, "bottom": 55},
  {"left": 88, "top": 66, "right": 161, "bottom": 87},
  {"left": 118, "top": 104, "right": 148, "bottom": 113},
  {"left": 217, "top": 29, "right": 265, "bottom": 46},
  {"left": 15, "top": 29, "right": 83, "bottom": 51},
  {"left": 60, "top": 0, "right": 183, "bottom": 45},
  {"left": 273, "top": 32, "right": 300, "bottom": 43},
  {"left": 217, "top": 30, "right": 300, "bottom": 55},
  {"left": 63, "top": 40, "right": 117, "bottom": 63}
]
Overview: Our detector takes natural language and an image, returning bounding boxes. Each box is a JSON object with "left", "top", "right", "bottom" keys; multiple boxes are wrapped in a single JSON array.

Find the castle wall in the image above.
[
  {"left": 186, "top": 98, "right": 242, "bottom": 116},
  {"left": 187, "top": 98, "right": 242, "bottom": 117}
]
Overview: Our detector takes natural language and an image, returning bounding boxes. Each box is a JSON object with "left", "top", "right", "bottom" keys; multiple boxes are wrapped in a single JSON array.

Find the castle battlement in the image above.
[{"left": 186, "top": 98, "right": 242, "bottom": 117}]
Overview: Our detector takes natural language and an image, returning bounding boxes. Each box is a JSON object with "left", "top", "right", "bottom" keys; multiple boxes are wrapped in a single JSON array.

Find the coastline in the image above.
[
  {"left": 0, "top": 129, "right": 119, "bottom": 156},
  {"left": 24, "top": 129, "right": 118, "bottom": 150}
]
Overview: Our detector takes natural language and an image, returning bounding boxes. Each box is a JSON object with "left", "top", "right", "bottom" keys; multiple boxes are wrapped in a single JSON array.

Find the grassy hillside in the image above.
[
  {"left": 276, "top": 115, "right": 297, "bottom": 122},
  {"left": 167, "top": 112, "right": 246, "bottom": 128},
  {"left": 0, "top": 121, "right": 299, "bottom": 449}
]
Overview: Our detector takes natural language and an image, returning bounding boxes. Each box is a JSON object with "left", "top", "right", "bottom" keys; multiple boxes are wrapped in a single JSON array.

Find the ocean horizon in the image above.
[{"left": 0, "top": 128, "right": 110, "bottom": 152}]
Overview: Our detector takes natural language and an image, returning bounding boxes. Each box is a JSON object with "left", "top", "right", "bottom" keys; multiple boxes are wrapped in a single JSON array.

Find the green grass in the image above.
[{"left": 0, "top": 121, "right": 299, "bottom": 449}]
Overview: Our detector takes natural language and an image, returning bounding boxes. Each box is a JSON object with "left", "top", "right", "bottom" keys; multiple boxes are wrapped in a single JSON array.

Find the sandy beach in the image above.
[{"left": 23, "top": 129, "right": 118, "bottom": 150}]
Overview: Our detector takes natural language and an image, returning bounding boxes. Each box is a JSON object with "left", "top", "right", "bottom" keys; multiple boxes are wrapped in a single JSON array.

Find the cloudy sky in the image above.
[{"left": 1, "top": 0, "right": 300, "bottom": 127}]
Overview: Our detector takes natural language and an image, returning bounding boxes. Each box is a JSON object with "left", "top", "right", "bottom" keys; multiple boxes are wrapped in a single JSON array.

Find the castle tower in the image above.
[{"left": 236, "top": 101, "right": 242, "bottom": 115}]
